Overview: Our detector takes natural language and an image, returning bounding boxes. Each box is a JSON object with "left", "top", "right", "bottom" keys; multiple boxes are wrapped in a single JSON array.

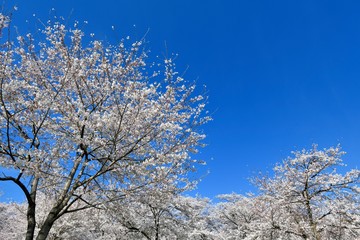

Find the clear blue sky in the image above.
[{"left": 2, "top": 0, "right": 360, "bottom": 201}]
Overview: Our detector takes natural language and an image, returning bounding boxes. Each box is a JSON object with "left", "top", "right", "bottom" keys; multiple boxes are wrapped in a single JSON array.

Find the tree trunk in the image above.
[
  {"left": 26, "top": 177, "right": 39, "bottom": 240},
  {"left": 36, "top": 206, "right": 61, "bottom": 240},
  {"left": 304, "top": 192, "right": 320, "bottom": 240},
  {"left": 25, "top": 200, "right": 36, "bottom": 240},
  {"left": 302, "top": 177, "right": 320, "bottom": 240},
  {"left": 155, "top": 214, "right": 160, "bottom": 240}
]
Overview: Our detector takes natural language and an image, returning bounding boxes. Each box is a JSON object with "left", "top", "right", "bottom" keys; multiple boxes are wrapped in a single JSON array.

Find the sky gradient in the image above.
[{"left": 2, "top": 0, "right": 360, "bottom": 200}]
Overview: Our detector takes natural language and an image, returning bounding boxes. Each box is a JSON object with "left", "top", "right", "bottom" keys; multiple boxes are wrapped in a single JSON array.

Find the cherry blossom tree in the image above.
[
  {"left": 213, "top": 193, "right": 265, "bottom": 239},
  {"left": 253, "top": 145, "right": 360, "bottom": 240},
  {"left": 0, "top": 12, "right": 209, "bottom": 240},
  {"left": 104, "top": 192, "right": 213, "bottom": 240},
  {"left": 210, "top": 146, "right": 360, "bottom": 240},
  {"left": 0, "top": 200, "right": 27, "bottom": 239}
]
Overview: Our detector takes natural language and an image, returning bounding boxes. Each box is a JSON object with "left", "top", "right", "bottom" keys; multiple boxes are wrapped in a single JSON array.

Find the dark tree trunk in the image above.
[
  {"left": 36, "top": 207, "right": 60, "bottom": 240},
  {"left": 25, "top": 200, "right": 36, "bottom": 240}
]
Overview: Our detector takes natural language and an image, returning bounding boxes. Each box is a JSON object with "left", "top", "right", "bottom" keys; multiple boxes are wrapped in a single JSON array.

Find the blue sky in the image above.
[{"left": 2, "top": 0, "right": 360, "bottom": 200}]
